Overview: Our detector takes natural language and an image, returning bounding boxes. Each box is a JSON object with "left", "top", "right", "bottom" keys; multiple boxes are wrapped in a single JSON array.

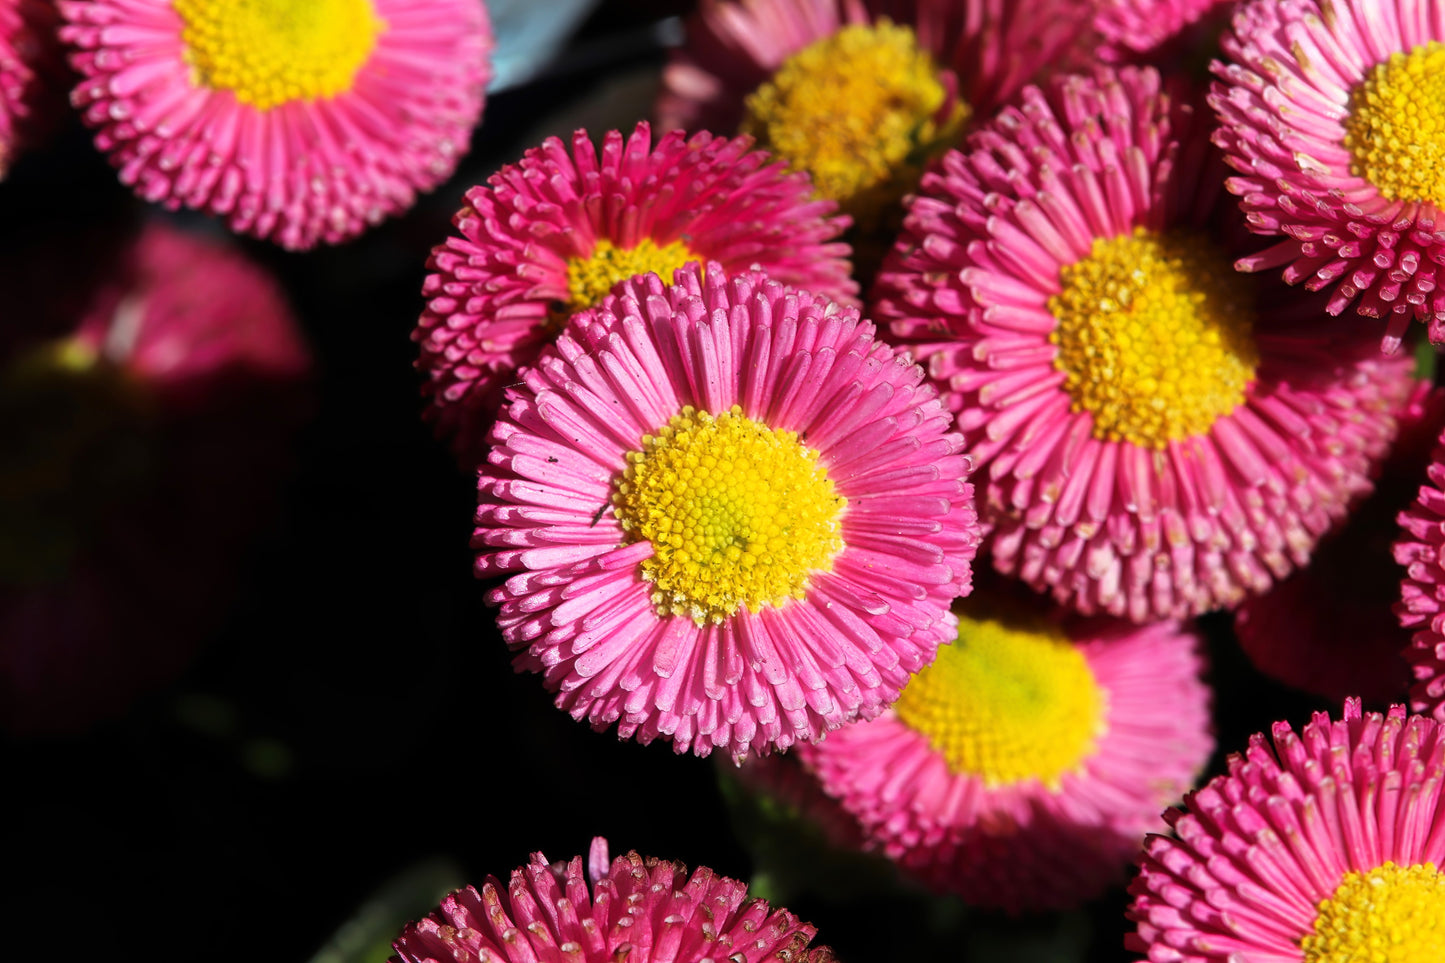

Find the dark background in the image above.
[{"left": 1, "top": 3, "right": 1325, "bottom": 960}]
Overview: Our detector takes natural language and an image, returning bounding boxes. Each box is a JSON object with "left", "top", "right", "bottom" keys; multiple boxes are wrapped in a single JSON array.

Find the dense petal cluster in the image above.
[
  {"left": 473, "top": 263, "right": 979, "bottom": 758},
  {"left": 0, "top": 0, "right": 64, "bottom": 177},
  {"left": 416, "top": 121, "right": 855, "bottom": 465},
  {"left": 59, "top": 0, "right": 492, "bottom": 249},
  {"left": 798, "top": 608, "right": 1211, "bottom": 912},
  {"left": 1129, "top": 700, "right": 1445, "bottom": 961},
  {"left": 1211, "top": 0, "right": 1445, "bottom": 347},
  {"left": 874, "top": 65, "right": 1415, "bottom": 621},
  {"left": 393, "top": 839, "right": 836, "bottom": 963},
  {"left": 1093, "top": 0, "right": 1233, "bottom": 63},
  {"left": 1397, "top": 416, "right": 1445, "bottom": 721}
]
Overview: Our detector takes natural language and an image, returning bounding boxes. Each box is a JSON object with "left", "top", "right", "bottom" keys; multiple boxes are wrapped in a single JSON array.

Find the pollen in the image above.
[
  {"left": 554, "top": 237, "right": 698, "bottom": 331},
  {"left": 1301, "top": 862, "right": 1445, "bottom": 963},
  {"left": 1345, "top": 41, "right": 1445, "bottom": 206},
  {"left": 1048, "top": 228, "right": 1258, "bottom": 449},
  {"left": 612, "top": 405, "right": 846, "bottom": 624},
  {"left": 892, "top": 608, "right": 1105, "bottom": 789},
  {"left": 739, "top": 20, "right": 967, "bottom": 233},
  {"left": 175, "top": 0, "right": 385, "bottom": 110}
]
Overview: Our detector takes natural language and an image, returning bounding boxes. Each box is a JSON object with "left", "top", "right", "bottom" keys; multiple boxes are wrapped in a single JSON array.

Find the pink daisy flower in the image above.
[
  {"left": 1211, "top": 0, "right": 1445, "bottom": 348},
  {"left": 656, "top": 0, "right": 1090, "bottom": 243},
  {"left": 0, "top": 221, "right": 310, "bottom": 735},
  {"left": 392, "top": 837, "right": 837, "bottom": 963},
  {"left": 416, "top": 120, "right": 856, "bottom": 468},
  {"left": 473, "top": 262, "right": 979, "bottom": 759},
  {"left": 1129, "top": 700, "right": 1445, "bottom": 961},
  {"left": 1394, "top": 405, "right": 1445, "bottom": 722},
  {"left": 0, "top": 0, "right": 64, "bottom": 177},
  {"left": 873, "top": 65, "right": 1415, "bottom": 622},
  {"left": 59, "top": 0, "right": 492, "bottom": 250},
  {"left": 1236, "top": 381, "right": 1444, "bottom": 705},
  {"left": 795, "top": 591, "right": 1212, "bottom": 912},
  {"left": 1094, "top": 0, "right": 1235, "bottom": 63}
]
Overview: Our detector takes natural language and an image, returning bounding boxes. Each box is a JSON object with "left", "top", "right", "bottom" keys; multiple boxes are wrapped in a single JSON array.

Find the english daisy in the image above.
[
  {"left": 59, "top": 0, "right": 492, "bottom": 249},
  {"left": 0, "top": 0, "right": 64, "bottom": 177},
  {"left": 796, "top": 590, "right": 1212, "bottom": 912},
  {"left": 1129, "top": 699, "right": 1445, "bottom": 961},
  {"left": 392, "top": 837, "right": 838, "bottom": 963},
  {"left": 656, "top": 0, "right": 1089, "bottom": 244},
  {"left": 1396, "top": 406, "right": 1445, "bottom": 722},
  {"left": 1094, "top": 0, "right": 1235, "bottom": 64},
  {"left": 1212, "top": 0, "right": 1445, "bottom": 349},
  {"left": 473, "top": 262, "right": 979, "bottom": 758},
  {"left": 415, "top": 121, "right": 855, "bottom": 467},
  {"left": 873, "top": 65, "right": 1415, "bottom": 622}
]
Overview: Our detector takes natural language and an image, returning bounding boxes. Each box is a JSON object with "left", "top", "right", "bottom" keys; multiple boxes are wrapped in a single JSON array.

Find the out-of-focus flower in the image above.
[
  {"left": 1212, "top": 0, "right": 1445, "bottom": 349},
  {"left": 0, "top": 0, "right": 65, "bottom": 177},
  {"left": 797, "top": 591, "right": 1212, "bottom": 911},
  {"left": 1093, "top": 0, "right": 1233, "bottom": 64},
  {"left": 392, "top": 837, "right": 838, "bottom": 963},
  {"left": 416, "top": 121, "right": 855, "bottom": 467},
  {"left": 473, "top": 263, "right": 979, "bottom": 759},
  {"left": 657, "top": 0, "right": 1089, "bottom": 246},
  {"left": 1237, "top": 382, "right": 1445, "bottom": 705},
  {"left": 1129, "top": 700, "right": 1445, "bottom": 961},
  {"left": 0, "top": 221, "right": 311, "bottom": 735},
  {"left": 873, "top": 65, "right": 1415, "bottom": 621},
  {"left": 59, "top": 0, "right": 492, "bottom": 249}
]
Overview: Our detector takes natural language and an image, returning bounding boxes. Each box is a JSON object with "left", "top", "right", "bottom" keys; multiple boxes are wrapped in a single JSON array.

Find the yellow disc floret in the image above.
[
  {"left": 893, "top": 608, "right": 1105, "bottom": 789},
  {"left": 175, "top": 0, "right": 385, "bottom": 110},
  {"left": 1301, "top": 861, "right": 1445, "bottom": 963},
  {"left": 1345, "top": 41, "right": 1445, "bottom": 206},
  {"left": 740, "top": 20, "right": 967, "bottom": 233},
  {"left": 556, "top": 238, "right": 698, "bottom": 330},
  {"left": 612, "top": 405, "right": 846, "bottom": 624},
  {"left": 1048, "top": 228, "right": 1258, "bottom": 449}
]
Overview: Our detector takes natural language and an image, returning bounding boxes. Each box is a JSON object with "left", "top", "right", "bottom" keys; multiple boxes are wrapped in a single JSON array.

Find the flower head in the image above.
[
  {"left": 873, "top": 65, "right": 1415, "bottom": 621},
  {"left": 1394, "top": 404, "right": 1445, "bottom": 722},
  {"left": 392, "top": 838, "right": 837, "bottom": 963},
  {"left": 473, "top": 262, "right": 979, "bottom": 758},
  {"left": 59, "top": 0, "right": 492, "bottom": 249},
  {"left": 796, "top": 591, "right": 1212, "bottom": 912},
  {"left": 657, "top": 0, "right": 1089, "bottom": 244},
  {"left": 416, "top": 121, "right": 855, "bottom": 466},
  {"left": 1093, "top": 0, "right": 1234, "bottom": 64},
  {"left": 1129, "top": 700, "right": 1445, "bottom": 961},
  {"left": 1211, "top": 0, "right": 1445, "bottom": 348},
  {"left": 0, "top": 221, "right": 311, "bottom": 734},
  {"left": 0, "top": 0, "right": 65, "bottom": 177}
]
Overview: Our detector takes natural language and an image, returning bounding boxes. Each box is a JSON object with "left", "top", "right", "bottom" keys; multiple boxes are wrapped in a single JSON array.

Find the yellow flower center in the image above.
[
  {"left": 892, "top": 608, "right": 1105, "bottom": 789},
  {"left": 176, "top": 0, "right": 385, "bottom": 110},
  {"left": 555, "top": 238, "right": 698, "bottom": 331},
  {"left": 1048, "top": 228, "right": 1258, "bottom": 449},
  {"left": 1301, "top": 862, "right": 1445, "bottom": 963},
  {"left": 612, "top": 405, "right": 846, "bottom": 624},
  {"left": 1345, "top": 41, "right": 1445, "bottom": 206},
  {"left": 739, "top": 21, "right": 967, "bottom": 233},
  {"left": 0, "top": 339, "right": 152, "bottom": 584}
]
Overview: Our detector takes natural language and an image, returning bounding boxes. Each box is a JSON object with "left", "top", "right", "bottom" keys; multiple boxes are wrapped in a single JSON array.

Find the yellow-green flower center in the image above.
[
  {"left": 739, "top": 20, "right": 967, "bottom": 234},
  {"left": 555, "top": 238, "right": 698, "bottom": 330},
  {"left": 1301, "top": 862, "right": 1445, "bottom": 963},
  {"left": 176, "top": 0, "right": 385, "bottom": 110},
  {"left": 0, "top": 339, "right": 152, "bottom": 584},
  {"left": 612, "top": 405, "right": 846, "bottom": 624},
  {"left": 892, "top": 609, "right": 1105, "bottom": 789},
  {"left": 1345, "top": 41, "right": 1445, "bottom": 206},
  {"left": 1048, "top": 228, "right": 1258, "bottom": 449}
]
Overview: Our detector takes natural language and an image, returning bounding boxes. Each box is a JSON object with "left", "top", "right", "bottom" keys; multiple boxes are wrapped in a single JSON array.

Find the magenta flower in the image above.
[
  {"left": 0, "top": 0, "right": 64, "bottom": 177},
  {"left": 1395, "top": 405, "right": 1445, "bottom": 722},
  {"left": 873, "top": 65, "right": 1415, "bottom": 621},
  {"left": 1212, "top": 0, "right": 1445, "bottom": 348},
  {"left": 393, "top": 838, "right": 837, "bottom": 963},
  {"left": 797, "top": 593, "right": 1212, "bottom": 911},
  {"left": 416, "top": 121, "right": 854, "bottom": 467},
  {"left": 1129, "top": 700, "right": 1445, "bottom": 961},
  {"left": 59, "top": 0, "right": 492, "bottom": 249},
  {"left": 473, "top": 263, "right": 979, "bottom": 758}
]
